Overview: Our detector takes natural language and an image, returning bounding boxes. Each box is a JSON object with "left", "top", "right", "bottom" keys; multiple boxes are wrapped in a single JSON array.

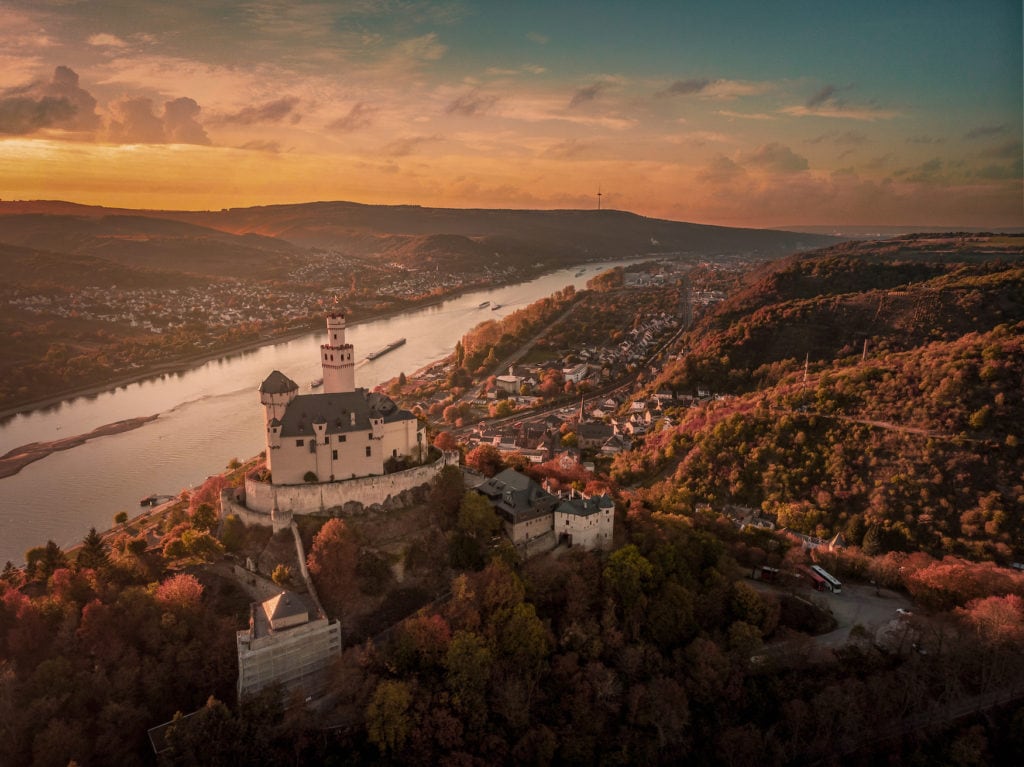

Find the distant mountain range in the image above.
[{"left": 0, "top": 200, "right": 840, "bottom": 278}]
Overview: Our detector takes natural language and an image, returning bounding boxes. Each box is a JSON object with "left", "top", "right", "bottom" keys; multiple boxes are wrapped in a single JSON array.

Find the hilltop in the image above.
[
  {"left": 0, "top": 199, "right": 838, "bottom": 275},
  {"left": 655, "top": 233, "right": 1024, "bottom": 394},
  {"left": 618, "top": 233, "right": 1024, "bottom": 560}
]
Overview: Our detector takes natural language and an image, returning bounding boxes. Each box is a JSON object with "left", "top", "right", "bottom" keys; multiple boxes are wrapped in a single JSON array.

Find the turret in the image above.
[
  {"left": 259, "top": 370, "right": 299, "bottom": 423},
  {"left": 322, "top": 313, "right": 355, "bottom": 393}
]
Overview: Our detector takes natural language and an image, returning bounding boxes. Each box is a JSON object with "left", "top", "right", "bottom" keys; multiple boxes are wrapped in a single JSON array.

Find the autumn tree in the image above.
[
  {"left": 306, "top": 518, "right": 359, "bottom": 617},
  {"left": 466, "top": 443, "right": 504, "bottom": 477}
]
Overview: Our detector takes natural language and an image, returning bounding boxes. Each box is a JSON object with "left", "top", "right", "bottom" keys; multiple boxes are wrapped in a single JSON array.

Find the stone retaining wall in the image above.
[{"left": 239, "top": 450, "right": 457, "bottom": 520}]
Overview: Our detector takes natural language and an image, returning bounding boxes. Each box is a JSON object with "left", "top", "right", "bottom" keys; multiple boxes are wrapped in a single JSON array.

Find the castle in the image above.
[{"left": 241, "top": 313, "right": 447, "bottom": 519}]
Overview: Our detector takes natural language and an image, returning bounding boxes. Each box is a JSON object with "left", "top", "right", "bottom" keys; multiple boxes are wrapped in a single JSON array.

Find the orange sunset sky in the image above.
[{"left": 1, "top": 1, "right": 1021, "bottom": 228}]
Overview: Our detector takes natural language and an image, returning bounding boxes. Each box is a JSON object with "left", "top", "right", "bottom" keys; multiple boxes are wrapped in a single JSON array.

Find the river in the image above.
[{"left": 0, "top": 262, "right": 639, "bottom": 565}]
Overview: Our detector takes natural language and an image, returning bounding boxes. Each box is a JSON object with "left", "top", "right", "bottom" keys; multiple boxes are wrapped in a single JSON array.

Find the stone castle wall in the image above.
[{"left": 240, "top": 450, "right": 457, "bottom": 520}]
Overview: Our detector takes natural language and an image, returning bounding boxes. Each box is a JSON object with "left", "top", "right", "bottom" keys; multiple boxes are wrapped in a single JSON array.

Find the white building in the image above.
[
  {"left": 259, "top": 313, "right": 426, "bottom": 485},
  {"left": 475, "top": 468, "right": 614, "bottom": 551},
  {"left": 236, "top": 591, "right": 341, "bottom": 701}
]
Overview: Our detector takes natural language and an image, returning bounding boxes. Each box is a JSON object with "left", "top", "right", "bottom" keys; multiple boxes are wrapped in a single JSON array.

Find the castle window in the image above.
[
  {"left": 324, "top": 436, "right": 330, "bottom": 444},
  {"left": 339, "top": 435, "right": 346, "bottom": 442},
  {"left": 332, "top": 449, "right": 338, "bottom": 460},
  {"left": 296, "top": 439, "right": 304, "bottom": 447},
  {"left": 365, "top": 446, "right": 372, "bottom": 457},
  {"left": 367, "top": 433, "right": 373, "bottom": 440}
]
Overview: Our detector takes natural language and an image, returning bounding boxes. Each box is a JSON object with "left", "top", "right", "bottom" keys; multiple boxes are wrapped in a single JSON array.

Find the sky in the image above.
[{"left": 0, "top": 0, "right": 1021, "bottom": 228}]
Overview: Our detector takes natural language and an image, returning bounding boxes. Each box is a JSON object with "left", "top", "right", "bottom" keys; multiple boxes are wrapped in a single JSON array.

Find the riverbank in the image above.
[
  {"left": 0, "top": 266, "right": 568, "bottom": 422},
  {"left": 0, "top": 414, "right": 159, "bottom": 479}
]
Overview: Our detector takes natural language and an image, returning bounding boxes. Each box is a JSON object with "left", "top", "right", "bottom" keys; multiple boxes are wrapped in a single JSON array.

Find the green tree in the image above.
[
  {"left": 113, "top": 511, "right": 128, "bottom": 526},
  {"left": 77, "top": 527, "right": 108, "bottom": 571},
  {"left": 25, "top": 540, "right": 68, "bottom": 582},
  {"left": 450, "top": 492, "right": 502, "bottom": 570},
  {"left": 603, "top": 544, "right": 655, "bottom": 640},
  {"left": 272, "top": 564, "right": 292, "bottom": 587},
  {"left": 366, "top": 680, "right": 414, "bottom": 756},
  {"left": 444, "top": 630, "right": 493, "bottom": 731},
  {"left": 191, "top": 502, "right": 218, "bottom": 533}
]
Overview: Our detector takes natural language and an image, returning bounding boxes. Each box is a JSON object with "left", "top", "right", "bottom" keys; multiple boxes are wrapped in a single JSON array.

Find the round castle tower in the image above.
[
  {"left": 321, "top": 313, "right": 355, "bottom": 393},
  {"left": 259, "top": 370, "right": 299, "bottom": 474}
]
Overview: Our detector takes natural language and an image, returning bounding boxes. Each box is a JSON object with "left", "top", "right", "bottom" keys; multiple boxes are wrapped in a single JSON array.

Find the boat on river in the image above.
[
  {"left": 491, "top": 303, "right": 502, "bottom": 310},
  {"left": 366, "top": 338, "right": 407, "bottom": 360},
  {"left": 478, "top": 301, "right": 490, "bottom": 308},
  {"left": 310, "top": 378, "right": 323, "bottom": 389}
]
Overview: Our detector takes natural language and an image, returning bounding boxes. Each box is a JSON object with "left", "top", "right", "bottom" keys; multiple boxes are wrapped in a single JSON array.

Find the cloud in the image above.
[
  {"left": 393, "top": 33, "right": 446, "bottom": 63},
  {"left": 781, "top": 103, "right": 896, "bottom": 121},
  {"left": 328, "top": 101, "right": 377, "bottom": 131},
  {"left": 445, "top": 89, "right": 498, "bottom": 117},
  {"left": 526, "top": 32, "right": 549, "bottom": 44},
  {"left": 87, "top": 33, "right": 130, "bottom": 48},
  {"left": 569, "top": 81, "right": 612, "bottom": 108},
  {"left": 698, "top": 155, "right": 746, "bottom": 185},
  {"left": 107, "top": 95, "right": 210, "bottom": 145},
  {"left": 382, "top": 134, "right": 442, "bottom": 157},
  {"left": 0, "top": 65, "right": 99, "bottom": 135},
  {"left": 0, "top": 95, "right": 75, "bottom": 135},
  {"left": 975, "top": 161, "right": 1022, "bottom": 180},
  {"left": 979, "top": 139, "right": 1022, "bottom": 159},
  {"left": 907, "top": 135, "right": 942, "bottom": 144},
  {"left": 163, "top": 97, "right": 210, "bottom": 144},
  {"left": 806, "top": 84, "right": 838, "bottom": 108},
  {"left": 741, "top": 142, "right": 809, "bottom": 173},
  {"left": 808, "top": 130, "right": 868, "bottom": 146},
  {"left": 239, "top": 139, "right": 283, "bottom": 153},
  {"left": 783, "top": 83, "right": 895, "bottom": 121},
  {"left": 661, "top": 78, "right": 712, "bottom": 96},
  {"left": 542, "top": 138, "right": 591, "bottom": 160},
  {"left": 964, "top": 124, "right": 1007, "bottom": 140},
  {"left": 716, "top": 109, "right": 776, "bottom": 120},
  {"left": 894, "top": 157, "right": 943, "bottom": 183},
  {"left": 485, "top": 64, "right": 546, "bottom": 77},
  {"left": 659, "top": 78, "right": 772, "bottom": 100},
  {"left": 220, "top": 97, "right": 300, "bottom": 125}
]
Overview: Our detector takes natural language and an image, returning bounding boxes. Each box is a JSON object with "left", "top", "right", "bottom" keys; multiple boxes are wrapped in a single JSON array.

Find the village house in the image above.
[{"left": 474, "top": 468, "right": 614, "bottom": 551}]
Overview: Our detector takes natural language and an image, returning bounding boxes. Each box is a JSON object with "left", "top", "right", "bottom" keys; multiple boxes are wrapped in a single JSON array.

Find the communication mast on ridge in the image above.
[{"left": 597, "top": 184, "right": 603, "bottom": 211}]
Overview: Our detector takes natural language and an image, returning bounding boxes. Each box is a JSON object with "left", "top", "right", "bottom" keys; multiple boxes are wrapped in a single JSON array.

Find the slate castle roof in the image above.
[
  {"left": 476, "top": 468, "right": 612, "bottom": 524},
  {"left": 260, "top": 370, "right": 299, "bottom": 395},
  {"left": 274, "top": 388, "right": 415, "bottom": 439},
  {"left": 476, "top": 468, "right": 558, "bottom": 524}
]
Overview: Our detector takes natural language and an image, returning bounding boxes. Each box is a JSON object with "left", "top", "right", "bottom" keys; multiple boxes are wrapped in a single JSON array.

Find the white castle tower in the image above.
[{"left": 321, "top": 313, "right": 355, "bottom": 393}]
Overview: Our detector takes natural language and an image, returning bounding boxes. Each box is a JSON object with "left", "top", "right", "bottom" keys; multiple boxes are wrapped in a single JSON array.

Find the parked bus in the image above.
[
  {"left": 800, "top": 565, "right": 827, "bottom": 592},
  {"left": 810, "top": 564, "right": 842, "bottom": 594}
]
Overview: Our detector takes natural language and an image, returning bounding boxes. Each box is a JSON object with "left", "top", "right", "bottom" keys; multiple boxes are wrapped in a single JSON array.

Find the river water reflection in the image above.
[{"left": 0, "top": 262, "right": 639, "bottom": 564}]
